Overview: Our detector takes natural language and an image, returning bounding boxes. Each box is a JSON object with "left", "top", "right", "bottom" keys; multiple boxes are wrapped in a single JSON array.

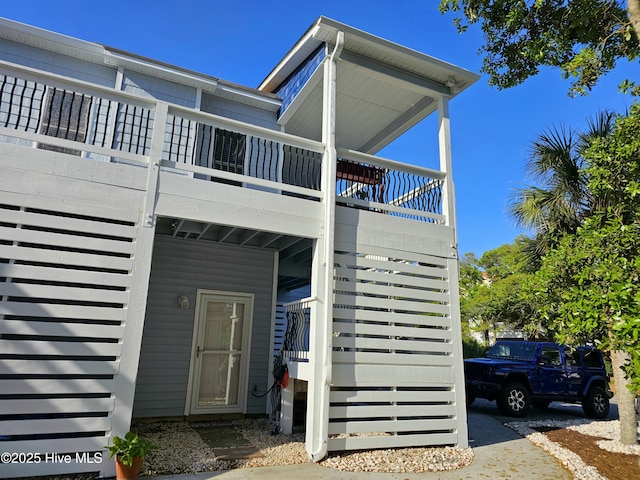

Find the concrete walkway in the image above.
[{"left": 147, "top": 411, "right": 571, "bottom": 480}]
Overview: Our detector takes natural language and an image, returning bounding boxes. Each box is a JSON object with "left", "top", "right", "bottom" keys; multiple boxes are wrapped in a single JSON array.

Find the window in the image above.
[
  {"left": 38, "top": 87, "right": 92, "bottom": 155},
  {"left": 194, "top": 126, "right": 246, "bottom": 186},
  {"left": 583, "top": 350, "right": 603, "bottom": 368},
  {"left": 565, "top": 348, "right": 583, "bottom": 367},
  {"left": 213, "top": 128, "right": 246, "bottom": 176},
  {"left": 540, "top": 347, "right": 561, "bottom": 366}
]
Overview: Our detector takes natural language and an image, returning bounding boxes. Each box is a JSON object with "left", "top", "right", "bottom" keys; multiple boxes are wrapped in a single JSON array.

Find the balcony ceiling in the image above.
[
  {"left": 156, "top": 217, "right": 312, "bottom": 290},
  {"left": 259, "top": 17, "right": 479, "bottom": 155}
]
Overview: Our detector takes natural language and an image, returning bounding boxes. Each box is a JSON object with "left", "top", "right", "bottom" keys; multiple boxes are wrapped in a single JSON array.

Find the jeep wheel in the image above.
[
  {"left": 582, "top": 386, "right": 610, "bottom": 419},
  {"left": 498, "top": 382, "right": 530, "bottom": 417}
]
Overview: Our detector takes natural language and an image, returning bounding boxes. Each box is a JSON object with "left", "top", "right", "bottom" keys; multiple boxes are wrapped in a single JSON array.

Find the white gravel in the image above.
[
  {"left": 135, "top": 417, "right": 638, "bottom": 478},
  {"left": 506, "top": 418, "right": 640, "bottom": 480},
  {"left": 135, "top": 418, "right": 474, "bottom": 475}
]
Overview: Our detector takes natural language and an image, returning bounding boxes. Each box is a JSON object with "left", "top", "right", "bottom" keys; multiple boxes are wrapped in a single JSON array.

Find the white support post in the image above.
[
  {"left": 104, "top": 102, "right": 165, "bottom": 476},
  {"left": 143, "top": 102, "right": 167, "bottom": 228},
  {"left": 437, "top": 94, "right": 468, "bottom": 448},
  {"left": 280, "top": 379, "right": 295, "bottom": 435},
  {"left": 438, "top": 96, "right": 456, "bottom": 235},
  {"left": 306, "top": 32, "right": 343, "bottom": 462}
]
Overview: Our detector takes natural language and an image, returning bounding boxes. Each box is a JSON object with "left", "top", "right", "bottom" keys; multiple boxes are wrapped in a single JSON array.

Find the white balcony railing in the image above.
[
  {"left": 0, "top": 60, "right": 445, "bottom": 222},
  {"left": 336, "top": 148, "right": 446, "bottom": 224},
  {"left": 280, "top": 297, "right": 315, "bottom": 363}
]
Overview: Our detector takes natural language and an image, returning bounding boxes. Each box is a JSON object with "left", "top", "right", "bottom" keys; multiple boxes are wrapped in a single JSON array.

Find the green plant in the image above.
[
  {"left": 105, "top": 431, "right": 156, "bottom": 467},
  {"left": 462, "top": 337, "right": 488, "bottom": 359}
]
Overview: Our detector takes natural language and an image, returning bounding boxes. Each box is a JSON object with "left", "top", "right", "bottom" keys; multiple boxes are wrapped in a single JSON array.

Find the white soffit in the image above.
[{"left": 259, "top": 16, "right": 479, "bottom": 98}]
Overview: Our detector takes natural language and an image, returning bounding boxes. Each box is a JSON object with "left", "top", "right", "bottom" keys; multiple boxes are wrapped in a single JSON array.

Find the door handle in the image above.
[{"left": 197, "top": 346, "right": 203, "bottom": 358}]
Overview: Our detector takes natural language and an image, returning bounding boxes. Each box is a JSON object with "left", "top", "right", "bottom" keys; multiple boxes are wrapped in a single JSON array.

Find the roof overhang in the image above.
[
  {"left": 259, "top": 17, "right": 479, "bottom": 153},
  {"left": 0, "top": 17, "right": 281, "bottom": 111}
]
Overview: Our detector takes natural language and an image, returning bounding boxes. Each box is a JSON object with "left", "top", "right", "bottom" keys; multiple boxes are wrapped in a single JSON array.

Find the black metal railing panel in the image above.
[
  {"left": 0, "top": 73, "right": 154, "bottom": 158},
  {"left": 336, "top": 155, "right": 445, "bottom": 223},
  {"left": 281, "top": 298, "right": 313, "bottom": 362},
  {"left": 164, "top": 112, "right": 322, "bottom": 193},
  {"left": 0, "top": 75, "right": 44, "bottom": 132}
]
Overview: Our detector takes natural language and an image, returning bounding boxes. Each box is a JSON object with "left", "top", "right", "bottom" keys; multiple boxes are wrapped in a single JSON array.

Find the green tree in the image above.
[
  {"left": 439, "top": 0, "right": 640, "bottom": 96},
  {"left": 533, "top": 104, "right": 640, "bottom": 445},
  {"left": 509, "top": 111, "right": 614, "bottom": 267},
  {"left": 459, "top": 240, "right": 537, "bottom": 341},
  {"left": 479, "top": 236, "right": 535, "bottom": 277}
]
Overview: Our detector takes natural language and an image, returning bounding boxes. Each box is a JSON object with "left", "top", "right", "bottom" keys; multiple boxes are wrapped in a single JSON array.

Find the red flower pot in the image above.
[{"left": 115, "top": 456, "right": 144, "bottom": 480}]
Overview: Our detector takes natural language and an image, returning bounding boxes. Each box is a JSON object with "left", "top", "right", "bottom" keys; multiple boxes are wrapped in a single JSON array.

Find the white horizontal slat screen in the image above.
[
  {"left": 329, "top": 243, "right": 458, "bottom": 451},
  {"left": 0, "top": 193, "right": 137, "bottom": 477}
]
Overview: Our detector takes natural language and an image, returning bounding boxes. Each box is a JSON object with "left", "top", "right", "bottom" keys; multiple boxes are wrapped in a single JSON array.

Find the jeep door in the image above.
[
  {"left": 531, "top": 346, "right": 566, "bottom": 395},
  {"left": 564, "top": 347, "right": 584, "bottom": 396}
]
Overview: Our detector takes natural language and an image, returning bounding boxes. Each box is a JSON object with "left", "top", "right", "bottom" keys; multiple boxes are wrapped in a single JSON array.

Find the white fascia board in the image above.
[
  {"left": 103, "top": 49, "right": 218, "bottom": 91},
  {"left": 0, "top": 17, "right": 104, "bottom": 56},
  {"left": 312, "top": 17, "right": 480, "bottom": 97},
  {"left": 215, "top": 83, "right": 281, "bottom": 110}
]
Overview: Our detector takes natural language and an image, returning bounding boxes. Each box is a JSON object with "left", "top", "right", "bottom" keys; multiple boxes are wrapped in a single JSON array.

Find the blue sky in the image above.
[{"left": 2, "top": 0, "right": 636, "bottom": 256}]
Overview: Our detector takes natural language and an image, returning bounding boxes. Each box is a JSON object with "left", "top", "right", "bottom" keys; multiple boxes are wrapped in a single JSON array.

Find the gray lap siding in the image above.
[{"left": 133, "top": 235, "right": 275, "bottom": 418}]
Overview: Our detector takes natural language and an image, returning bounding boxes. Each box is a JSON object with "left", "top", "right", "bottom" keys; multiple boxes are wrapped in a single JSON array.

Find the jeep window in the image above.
[
  {"left": 565, "top": 348, "right": 582, "bottom": 367},
  {"left": 583, "top": 350, "right": 603, "bottom": 368},
  {"left": 486, "top": 343, "right": 538, "bottom": 361},
  {"left": 539, "top": 347, "right": 561, "bottom": 365}
]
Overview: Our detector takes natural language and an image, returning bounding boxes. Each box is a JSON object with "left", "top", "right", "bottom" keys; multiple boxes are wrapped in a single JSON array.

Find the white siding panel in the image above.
[
  {"left": 0, "top": 398, "right": 115, "bottom": 415},
  {"left": 328, "top": 230, "right": 463, "bottom": 451},
  {"left": 0, "top": 283, "right": 128, "bottom": 303},
  {"left": 1, "top": 461, "right": 101, "bottom": 478},
  {"left": 0, "top": 244, "right": 134, "bottom": 271},
  {"left": 329, "top": 404, "right": 456, "bottom": 418},
  {"left": 2, "top": 378, "right": 114, "bottom": 395},
  {"left": 328, "top": 418, "right": 457, "bottom": 435},
  {"left": 332, "top": 364, "right": 454, "bottom": 387},
  {"left": 332, "top": 321, "right": 451, "bottom": 341},
  {"left": 0, "top": 263, "right": 131, "bottom": 287},
  {"left": 0, "top": 302, "right": 127, "bottom": 321},
  {"left": 3, "top": 417, "right": 111, "bottom": 435},
  {"left": 332, "top": 351, "right": 453, "bottom": 367},
  {"left": 333, "top": 307, "right": 450, "bottom": 328},
  {"left": 0, "top": 321, "right": 124, "bottom": 339},
  {"left": 327, "top": 433, "right": 457, "bottom": 451},
  {"left": 0, "top": 226, "right": 135, "bottom": 255},
  {"left": 330, "top": 389, "right": 454, "bottom": 403},
  {"left": 0, "top": 208, "right": 137, "bottom": 238},
  {"left": 0, "top": 170, "right": 144, "bottom": 479},
  {"left": 1, "top": 436, "right": 109, "bottom": 455},
  {"left": 0, "top": 359, "right": 119, "bottom": 375}
]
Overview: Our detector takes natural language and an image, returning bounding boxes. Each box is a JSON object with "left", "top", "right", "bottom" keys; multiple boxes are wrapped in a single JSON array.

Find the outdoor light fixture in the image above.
[{"left": 178, "top": 296, "right": 189, "bottom": 309}]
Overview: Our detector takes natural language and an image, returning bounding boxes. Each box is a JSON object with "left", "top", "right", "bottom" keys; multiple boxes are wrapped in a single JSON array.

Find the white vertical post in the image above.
[
  {"left": 104, "top": 102, "right": 165, "bottom": 476},
  {"left": 438, "top": 94, "right": 468, "bottom": 448},
  {"left": 280, "top": 379, "right": 295, "bottom": 435},
  {"left": 438, "top": 96, "right": 456, "bottom": 233},
  {"left": 306, "top": 32, "right": 343, "bottom": 462}
]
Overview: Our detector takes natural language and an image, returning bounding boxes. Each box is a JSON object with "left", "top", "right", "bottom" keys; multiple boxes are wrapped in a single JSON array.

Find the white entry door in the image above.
[{"left": 187, "top": 290, "right": 254, "bottom": 415}]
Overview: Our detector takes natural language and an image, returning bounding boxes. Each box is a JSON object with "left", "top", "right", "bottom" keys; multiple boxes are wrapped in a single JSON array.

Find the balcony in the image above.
[{"left": 0, "top": 59, "right": 446, "bottom": 225}]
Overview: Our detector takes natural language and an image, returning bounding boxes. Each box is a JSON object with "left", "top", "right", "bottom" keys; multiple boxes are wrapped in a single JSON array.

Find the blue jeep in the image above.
[{"left": 464, "top": 340, "right": 612, "bottom": 418}]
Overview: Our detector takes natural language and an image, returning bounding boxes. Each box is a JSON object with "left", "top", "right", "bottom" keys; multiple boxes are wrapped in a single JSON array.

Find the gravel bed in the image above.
[
  {"left": 506, "top": 418, "right": 640, "bottom": 480},
  {"left": 135, "top": 419, "right": 474, "bottom": 475}
]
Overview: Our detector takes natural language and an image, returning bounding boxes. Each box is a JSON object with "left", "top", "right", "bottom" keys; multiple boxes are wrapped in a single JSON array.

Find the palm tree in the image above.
[{"left": 509, "top": 111, "right": 615, "bottom": 267}]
